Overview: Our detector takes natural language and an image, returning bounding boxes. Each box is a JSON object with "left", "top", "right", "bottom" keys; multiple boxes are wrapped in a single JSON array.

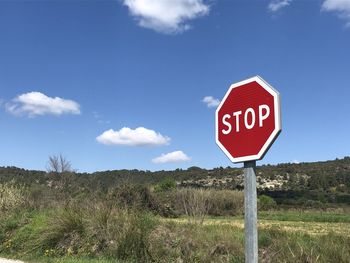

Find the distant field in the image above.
[
  {"left": 198, "top": 209, "right": 350, "bottom": 221},
  {"left": 259, "top": 210, "right": 350, "bottom": 223},
  {"left": 164, "top": 215, "right": 350, "bottom": 236}
]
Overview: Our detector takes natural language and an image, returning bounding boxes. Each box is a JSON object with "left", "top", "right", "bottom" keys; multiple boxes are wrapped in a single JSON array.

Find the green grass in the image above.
[
  {"left": 1, "top": 208, "right": 350, "bottom": 263},
  {"left": 1, "top": 254, "right": 128, "bottom": 263},
  {"left": 0, "top": 209, "right": 55, "bottom": 255},
  {"left": 151, "top": 220, "right": 350, "bottom": 263},
  {"left": 44, "top": 258, "right": 118, "bottom": 263},
  {"left": 259, "top": 210, "right": 350, "bottom": 223},
  {"left": 207, "top": 210, "right": 350, "bottom": 223},
  {"left": 0, "top": 207, "right": 156, "bottom": 263}
]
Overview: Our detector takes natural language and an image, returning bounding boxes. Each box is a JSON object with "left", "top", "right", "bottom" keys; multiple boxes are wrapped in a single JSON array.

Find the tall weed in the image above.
[
  {"left": 176, "top": 188, "right": 212, "bottom": 224},
  {"left": 208, "top": 189, "right": 244, "bottom": 216},
  {"left": 0, "top": 180, "right": 28, "bottom": 213}
]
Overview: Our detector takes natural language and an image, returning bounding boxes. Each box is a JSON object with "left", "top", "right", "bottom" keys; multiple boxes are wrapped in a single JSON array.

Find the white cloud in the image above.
[
  {"left": 96, "top": 127, "right": 170, "bottom": 146},
  {"left": 292, "top": 160, "right": 300, "bottom": 164},
  {"left": 322, "top": 0, "right": 350, "bottom": 26},
  {"left": 202, "top": 96, "right": 220, "bottom": 108},
  {"left": 268, "top": 0, "right": 292, "bottom": 12},
  {"left": 122, "top": 0, "right": 210, "bottom": 34},
  {"left": 152, "top": 150, "right": 191, "bottom": 164},
  {"left": 6, "top": 92, "right": 80, "bottom": 117}
]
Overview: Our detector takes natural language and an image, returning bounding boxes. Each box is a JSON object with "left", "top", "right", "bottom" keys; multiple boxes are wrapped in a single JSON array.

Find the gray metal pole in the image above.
[{"left": 244, "top": 161, "right": 258, "bottom": 263}]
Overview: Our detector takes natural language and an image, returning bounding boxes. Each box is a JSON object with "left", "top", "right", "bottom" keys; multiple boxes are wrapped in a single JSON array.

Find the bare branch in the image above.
[
  {"left": 47, "top": 154, "right": 72, "bottom": 174},
  {"left": 47, "top": 155, "right": 60, "bottom": 173},
  {"left": 59, "top": 154, "right": 72, "bottom": 173}
]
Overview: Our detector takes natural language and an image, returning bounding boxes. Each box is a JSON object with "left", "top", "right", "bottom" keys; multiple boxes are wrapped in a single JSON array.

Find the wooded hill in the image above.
[{"left": 1, "top": 157, "right": 350, "bottom": 205}]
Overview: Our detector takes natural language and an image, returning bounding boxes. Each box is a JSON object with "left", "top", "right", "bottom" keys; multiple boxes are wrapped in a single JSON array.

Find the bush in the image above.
[
  {"left": 151, "top": 190, "right": 178, "bottom": 218},
  {"left": 258, "top": 195, "right": 277, "bottom": 211},
  {"left": 170, "top": 188, "right": 244, "bottom": 218},
  {"left": 31, "top": 204, "right": 85, "bottom": 255},
  {"left": 112, "top": 211, "right": 156, "bottom": 261},
  {"left": 154, "top": 178, "right": 177, "bottom": 192},
  {"left": 81, "top": 205, "right": 157, "bottom": 261},
  {"left": 25, "top": 201, "right": 157, "bottom": 261},
  {"left": 208, "top": 189, "right": 244, "bottom": 216},
  {"left": 108, "top": 183, "right": 159, "bottom": 212}
]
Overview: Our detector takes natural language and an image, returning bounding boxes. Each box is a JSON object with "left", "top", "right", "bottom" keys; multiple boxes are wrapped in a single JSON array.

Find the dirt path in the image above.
[{"left": 0, "top": 258, "right": 25, "bottom": 263}]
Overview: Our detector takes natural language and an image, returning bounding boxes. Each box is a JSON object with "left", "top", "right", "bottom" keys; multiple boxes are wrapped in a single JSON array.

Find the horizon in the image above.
[
  {"left": 2, "top": 155, "right": 349, "bottom": 174},
  {"left": 1, "top": 0, "right": 350, "bottom": 172}
]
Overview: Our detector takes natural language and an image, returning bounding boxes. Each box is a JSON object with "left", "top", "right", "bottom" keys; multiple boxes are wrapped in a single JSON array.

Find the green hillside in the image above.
[{"left": 1, "top": 157, "right": 350, "bottom": 206}]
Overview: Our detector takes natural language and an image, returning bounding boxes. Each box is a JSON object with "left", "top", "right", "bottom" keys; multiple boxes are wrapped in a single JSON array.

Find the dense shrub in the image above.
[
  {"left": 30, "top": 205, "right": 85, "bottom": 255},
  {"left": 208, "top": 189, "right": 244, "bottom": 216},
  {"left": 151, "top": 190, "right": 178, "bottom": 218},
  {"left": 258, "top": 195, "right": 277, "bottom": 211},
  {"left": 171, "top": 188, "right": 244, "bottom": 219},
  {"left": 84, "top": 200, "right": 157, "bottom": 260},
  {"left": 22, "top": 203, "right": 156, "bottom": 262},
  {"left": 112, "top": 211, "right": 156, "bottom": 261},
  {"left": 108, "top": 183, "right": 159, "bottom": 212},
  {"left": 154, "top": 178, "right": 176, "bottom": 192}
]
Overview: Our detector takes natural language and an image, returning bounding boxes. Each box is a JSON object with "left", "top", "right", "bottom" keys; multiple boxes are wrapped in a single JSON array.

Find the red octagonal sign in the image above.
[{"left": 216, "top": 76, "right": 281, "bottom": 163}]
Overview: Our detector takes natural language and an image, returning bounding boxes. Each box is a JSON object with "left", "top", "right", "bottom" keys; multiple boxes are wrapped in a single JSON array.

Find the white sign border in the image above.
[{"left": 215, "top": 75, "right": 282, "bottom": 163}]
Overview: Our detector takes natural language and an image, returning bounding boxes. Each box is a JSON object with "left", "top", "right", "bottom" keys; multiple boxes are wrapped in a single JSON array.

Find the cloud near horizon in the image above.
[
  {"left": 152, "top": 150, "right": 191, "bottom": 164},
  {"left": 6, "top": 92, "right": 81, "bottom": 117},
  {"left": 202, "top": 96, "right": 220, "bottom": 108},
  {"left": 322, "top": 0, "right": 350, "bottom": 26},
  {"left": 122, "top": 0, "right": 210, "bottom": 34},
  {"left": 96, "top": 127, "right": 170, "bottom": 146},
  {"left": 268, "top": 0, "right": 292, "bottom": 12}
]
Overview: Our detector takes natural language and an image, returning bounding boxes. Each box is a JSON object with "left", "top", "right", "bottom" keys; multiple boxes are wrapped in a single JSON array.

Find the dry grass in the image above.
[
  {"left": 163, "top": 217, "right": 350, "bottom": 236},
  {"left": 0, "top": 181, "right": 27, "bottom": 213},
  {"left": 173, "top": 188, "right": 244, "bottom": 223}
]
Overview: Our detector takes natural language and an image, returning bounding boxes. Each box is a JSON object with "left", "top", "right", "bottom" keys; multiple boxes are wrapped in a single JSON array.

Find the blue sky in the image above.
[{"left": 0, "top": 0, "right": 350, "bottom": 172}]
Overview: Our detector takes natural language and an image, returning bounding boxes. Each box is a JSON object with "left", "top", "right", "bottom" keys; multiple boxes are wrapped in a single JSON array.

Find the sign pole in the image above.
[
  {"left": 244, "top": 160, "right": 258, "bottom": 263},
  {"left": 215, "top": 76, "right": 281, "bottom": 263}
]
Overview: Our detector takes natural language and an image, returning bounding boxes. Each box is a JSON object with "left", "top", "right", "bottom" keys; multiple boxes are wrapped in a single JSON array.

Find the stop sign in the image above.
[{"left": 216, "top": 76, "right": 281, "bottom": 163}]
